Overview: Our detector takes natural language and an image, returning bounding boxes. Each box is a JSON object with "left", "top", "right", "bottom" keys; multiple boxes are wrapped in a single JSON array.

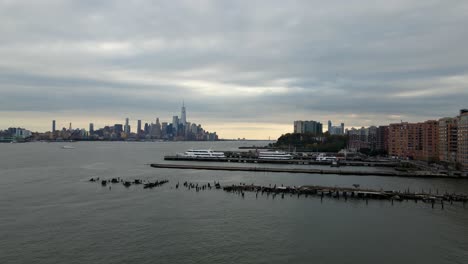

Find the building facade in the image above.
[
  {"left": 388, "top": 121, "right": 439, "bottom": 161},
  {"left": 438, "top": 117, "right": 458, "bottom": 164},
  {"left": 457, "top": 109, "right": 468, "bottom": 171},
  {"left": 328, "top": 120, "right": 345, "bottom": 135},
  {"left": 376, "top": 126, "right": 389, "bottom": 152},
  {"left": 294, "top": 120, "right": 323, "bottom": 135}
]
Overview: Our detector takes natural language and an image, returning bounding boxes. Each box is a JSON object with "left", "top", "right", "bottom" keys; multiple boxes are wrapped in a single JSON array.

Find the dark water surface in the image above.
[{"left": 1, "top": 141, "right": 467, "bottom": 264}]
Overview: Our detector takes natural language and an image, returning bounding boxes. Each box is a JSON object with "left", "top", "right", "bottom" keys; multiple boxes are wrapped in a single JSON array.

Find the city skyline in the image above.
[{"left": 1, "top": 1, "right": 468, "bottom": 139}]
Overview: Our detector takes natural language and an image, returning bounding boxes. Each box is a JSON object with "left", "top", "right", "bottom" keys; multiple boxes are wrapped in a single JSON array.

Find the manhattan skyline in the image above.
[{"left": 1, "top": 1, "right": 468, "bottom": 139}]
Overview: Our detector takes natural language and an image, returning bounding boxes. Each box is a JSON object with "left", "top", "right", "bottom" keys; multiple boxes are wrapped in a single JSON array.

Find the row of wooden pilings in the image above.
[{"left": 222, "top": 184, "right": 468, "bottom": 209}]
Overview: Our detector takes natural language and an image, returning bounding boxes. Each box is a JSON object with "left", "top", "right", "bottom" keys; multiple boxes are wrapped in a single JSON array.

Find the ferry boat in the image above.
[
  {"left": 316, "top": 153, "right": 337, "bottom": 161},
  {"left": 180, "top": 149, "right": 226, "bottom": 158},
  {"left": 258, "top": 151, "right": 293, "bottom": 160}
]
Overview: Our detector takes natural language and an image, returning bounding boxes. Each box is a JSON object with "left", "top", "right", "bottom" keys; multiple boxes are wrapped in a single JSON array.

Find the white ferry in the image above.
[
  {"left": 180, "top": 149, "right": 226, "bottom": 158},
  {"left": 258, "top": 151, "right": 293, "bottom": 160},
  {"left": 316, "top": 153, "right": 337, "bottom": 161}
]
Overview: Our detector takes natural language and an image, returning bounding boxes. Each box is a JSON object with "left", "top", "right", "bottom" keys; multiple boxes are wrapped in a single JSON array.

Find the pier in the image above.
[
  {"left": 222, "top": 184, "right": 468, "bottom": 207},
  {"left": 88, "top": 177, "right": 468, "bottom": 209},
  {"left": 150, "top": 163, "right": 459, "bottom": 178},
  {"left": 163, "top": 155, "right": 399, "bottom": 167}
]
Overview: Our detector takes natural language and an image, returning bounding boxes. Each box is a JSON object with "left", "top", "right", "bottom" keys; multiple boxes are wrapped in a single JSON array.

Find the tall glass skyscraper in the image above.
[{"left": 181, "top": 102, "right": 187, "bottom": 126}]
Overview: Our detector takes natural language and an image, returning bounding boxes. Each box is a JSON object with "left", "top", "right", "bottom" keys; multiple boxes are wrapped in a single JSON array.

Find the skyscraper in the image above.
[
  {"left": 181, "top": 102, "right": 187, "bottom": 126},
  {"left": 151, "top": 118, "right": 162, "bottom": 138},
  {"left": 172, "top": 116, "right": 179, "bottom": 133},
  {"left": 144, "top": 123, "right": 149, "bottom": 135},
  {"left": 137, "top": 120, "right": 142, "bottom": 135},
  {"left": 89, "top": 123, "right": 94, "bottom": 134},
  {"left": 52, "top": 120, "right": 56, "bottom": 132},
  {"left": 124, "top": 118, "right": 130, "bottom": 133}
]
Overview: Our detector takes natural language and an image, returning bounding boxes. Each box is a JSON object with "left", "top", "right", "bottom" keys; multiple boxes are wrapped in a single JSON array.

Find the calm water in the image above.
[{"left": 1, "top": 141, "right": 467, "bottom": 264}]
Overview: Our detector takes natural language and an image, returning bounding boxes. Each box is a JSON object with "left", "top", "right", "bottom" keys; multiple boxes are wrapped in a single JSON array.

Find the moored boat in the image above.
[
  {"left": 258, "top": 151, "right": 293, "bottom": 160},
  {"left": 178, "top": 149, "right": 226, "bottom": 158}
]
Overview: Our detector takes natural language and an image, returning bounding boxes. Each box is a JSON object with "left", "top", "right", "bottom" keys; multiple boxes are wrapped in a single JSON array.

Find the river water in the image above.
[{"left": 1, "top": 141, "right": 467, "bottom": 264}]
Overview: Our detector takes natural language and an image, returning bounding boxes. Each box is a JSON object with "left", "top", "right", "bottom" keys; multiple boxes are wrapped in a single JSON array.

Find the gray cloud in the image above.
[{"left": 1, "top": 0, "right": 468, "bottom": 137}]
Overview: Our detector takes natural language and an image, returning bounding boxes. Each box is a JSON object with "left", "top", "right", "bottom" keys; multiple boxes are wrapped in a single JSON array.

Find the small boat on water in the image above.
[{"left": 61, "top": 145, "right": 75, "bottom": 149}]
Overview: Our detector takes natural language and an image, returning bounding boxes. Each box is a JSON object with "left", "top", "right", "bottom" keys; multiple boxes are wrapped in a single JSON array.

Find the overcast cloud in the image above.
[{"left": 1, "top": 0, "right": 468, "bottom": 139}]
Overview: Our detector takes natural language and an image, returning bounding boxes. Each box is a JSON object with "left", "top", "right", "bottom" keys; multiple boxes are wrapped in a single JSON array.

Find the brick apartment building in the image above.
[
  {"left": 438, "top": 117, "right": 458, "bottom": 164},
  {"left": 388, "top": 120, "right": 439, "bottom": 161},
  {"left": 458, "top": 110, "right": 468, "bottom": 170}
]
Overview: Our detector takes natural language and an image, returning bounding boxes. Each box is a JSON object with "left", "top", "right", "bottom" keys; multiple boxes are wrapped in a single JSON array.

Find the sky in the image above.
[{"left": 1, "top": 0, "right": 468, "bottom": 139}]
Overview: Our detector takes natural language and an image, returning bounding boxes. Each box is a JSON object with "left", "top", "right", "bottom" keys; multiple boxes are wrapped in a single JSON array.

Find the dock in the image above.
[
  {"left": 150, "top": 163, "right": 459, "bottom": 178},
  {"left": 163, "top": 156, "right": 399, "bottom": 167}
]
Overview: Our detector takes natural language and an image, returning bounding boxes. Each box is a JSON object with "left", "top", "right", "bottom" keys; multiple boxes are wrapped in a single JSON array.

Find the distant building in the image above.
[
  {"left": 294, "top": 120, "right": 323, "bottom": 135},
  {"left": 328, "top": 120, "right": 345, "bottom": 135},
  {"left": 137, "top": 120, "right": 142, "bottom": 136},
  {"left": 160, "top": 122, "right": 167, "bottom": 138},
  {"left": 15, "top": 128, "right": 31, "bottom": 138},
  {"left": 89, "top": 123, "right": 94, "bottom": 134},
  {"left": 151, "top": 118, "right": 162, "bottom": 138},
  {"left": 114, "top": 124, "right": 123, "bottom": 134},
  {"left": 181, "top": 102, "right": 187, "bottom": 126},
  {"left": 52, "top": 120, "right": 56, "bottom": 132},
  {"left": 124, "top": 118, "right": 130, "bottom": 134},
  {"left": 144, "top": 123, "right": 149, "bottom": 135}
]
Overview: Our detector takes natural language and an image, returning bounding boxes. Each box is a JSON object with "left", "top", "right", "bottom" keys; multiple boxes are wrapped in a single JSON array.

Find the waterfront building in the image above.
[
  {"left": 376, "top": 126, "right": 389, "bottom": 152},
  {"left": 89, "top": 123, "right": 94, "bottom": 134},
  {"left": 457, "top": 109, "right": 468, "bottom": 171},
  {"left": 388, "top": 122, "right": 420, "bottom": 159},
  {"left": 421, "top": 120, "right": 439, "bottom": 161},
  {"left": 438, "top": 117, "right": 458, "bottom": 164},
  {"left": 347, "top": 126, "right": 378, "bottom": 151},
  {"left": 52, "top": 120, "right": 56, "bottom": 132},
  {"left": 294, "top": 120, "right": 323, "bottom": 135},
  {"left": 15, "top": 128, "right": 31, "bottom": 138},
  {"left": 388, "top": 120, "right": 439, "bottom": 161}
]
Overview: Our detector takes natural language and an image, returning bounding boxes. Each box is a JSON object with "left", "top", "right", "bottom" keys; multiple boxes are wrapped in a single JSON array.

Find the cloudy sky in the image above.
[{"left": 1, "top": 0, "right": 467, "bottom": 139}]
